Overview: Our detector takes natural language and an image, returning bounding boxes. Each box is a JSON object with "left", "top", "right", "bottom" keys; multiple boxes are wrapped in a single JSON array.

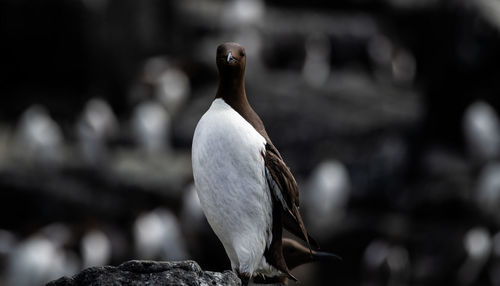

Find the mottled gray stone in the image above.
[{"left": 46, "top": 260, "right": 241, "bottom": 286}]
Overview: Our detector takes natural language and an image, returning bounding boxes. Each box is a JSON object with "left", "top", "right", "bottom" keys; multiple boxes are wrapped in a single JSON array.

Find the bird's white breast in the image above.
[{"left": 192, "top": 98, "right": 272, "bottom": 274}]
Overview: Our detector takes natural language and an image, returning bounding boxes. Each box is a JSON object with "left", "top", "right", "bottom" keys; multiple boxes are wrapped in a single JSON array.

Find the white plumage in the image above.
[
  {"left": 192, "top": 98, "right": 274, "bottom": 275},
  {"left": 463, "top": 101, "right": 500, "bottom": 162}
]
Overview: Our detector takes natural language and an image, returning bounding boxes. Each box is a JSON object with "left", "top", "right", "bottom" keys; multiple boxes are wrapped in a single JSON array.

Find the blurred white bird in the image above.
[
  {"left": 133, "top": 208, "right": 188, "bottom": 261},
  {"left": 131, "top": 101, "right": 171, "bottom": 153},
  {"left": 463, "top": 101, "right": 500, "bottom": 163},
  {"left": 8, "top": 224, "right": 79, "bottom": 286},
  {"left": 476, "top": 162, "right": 500, "bottom": 222},
  {"left": 222, "top": 0, "right": 265, "bottom": 26},
  {"left": 391, "top": 49, "right": 416, "bottom": 85},
  {"left": 363, "top": 239, "right": 389, "bottom": 271},
  {"left": 77, "top": 98, "right": 118, "bottom": 164},
  {"left": 303, "top": 160, "right": 350, "bottom": 239},
  {"left": 302, "top": 33, "right": 331, "bottom": 87},
  {"left": 81, "top": 229, "right": 112, "bottom": 268},
  {"left": 16, "top": 105, "right": 64, "bottom": 163},
  {"left": 154, "top": 68, "right": 190, "bottom": 115},
  {"left": 362, "top": 240, "right": 410, "bottom": 286},
  {"left": 386, "top": 245, "right": 410, "bottom": 286},
  {"left": 457, "top": 227, "right": 492, "bottom": 286},
  {"left": 136, "top": 56, "right": 190, "bottom": 116}
]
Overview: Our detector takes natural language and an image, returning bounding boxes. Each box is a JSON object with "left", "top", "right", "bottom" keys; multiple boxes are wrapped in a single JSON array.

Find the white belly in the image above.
[{"left": 192, "top": 98, "right": 273, "bottom": 275}]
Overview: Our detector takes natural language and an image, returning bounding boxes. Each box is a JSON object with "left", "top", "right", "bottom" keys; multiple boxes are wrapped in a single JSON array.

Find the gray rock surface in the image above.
[{"left": 46, "top": 260, "right": 241, "bottom": 286}]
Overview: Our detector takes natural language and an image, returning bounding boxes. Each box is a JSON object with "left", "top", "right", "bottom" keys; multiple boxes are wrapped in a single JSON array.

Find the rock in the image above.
[{"left": 46, "top": 260, "right": 241, "bottom": 286}]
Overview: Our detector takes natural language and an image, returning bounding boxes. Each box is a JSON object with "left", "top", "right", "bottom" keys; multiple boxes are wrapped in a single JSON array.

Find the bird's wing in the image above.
[{"left": 263, "top": 143, "right": 318, "bottom": 251}]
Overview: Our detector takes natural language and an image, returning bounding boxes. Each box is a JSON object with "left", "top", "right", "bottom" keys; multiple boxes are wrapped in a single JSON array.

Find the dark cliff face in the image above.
[{"left": 46, "top": 260, "right": 242, "bottom": 286}]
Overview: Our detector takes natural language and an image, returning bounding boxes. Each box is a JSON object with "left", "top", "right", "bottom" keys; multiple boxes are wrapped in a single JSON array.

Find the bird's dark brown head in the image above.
[{"left": 216, "top": 42, "right": 246, "bottom": 77}]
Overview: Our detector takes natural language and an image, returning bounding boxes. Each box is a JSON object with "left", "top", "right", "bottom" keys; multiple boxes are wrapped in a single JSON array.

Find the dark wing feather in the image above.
[
  {"left": 263, "top": 143, "right": 317, "bottom": 252},
  {"left": 283, "top": 210, "right": 320, "bottom": 249}
]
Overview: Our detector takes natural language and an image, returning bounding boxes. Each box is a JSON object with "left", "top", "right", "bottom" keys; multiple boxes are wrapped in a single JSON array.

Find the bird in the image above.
[
  {"left": 8, "top": 224, "right": 79, "bottom": 286},
  {"left": 133, "top": 208, "right": 188, "bottom": 261},
  {"left": 16, "top": 105, "right": 64, "bottom": 163},
  {"left": 458, "top": 227, "right": 492, "bottom": 285},
  {"left": 192, "top": 42, "right": 319, "bottom": 285},
  {"left": 76, "top": 98, "right": 118, "bottom": 164},
  {"left": 81, "top": 228, "right": 112, "bottom": 268},
  {"left": 463, "top": 101, "right": 500, "bottom": 164},
  {"left": 304, "top": 160, "right": 350, "bottom": 239},
  {"left": 476, "top": 162, "right": 500, "bottom": 222},
  {"left": 131, "top": 100, "right": 171, "bottom": 153}
]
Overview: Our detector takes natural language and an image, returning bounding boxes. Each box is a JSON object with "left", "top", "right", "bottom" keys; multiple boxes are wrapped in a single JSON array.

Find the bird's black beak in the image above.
[{"left": 226, "top": 52, "right": 237, "bottom": 64}]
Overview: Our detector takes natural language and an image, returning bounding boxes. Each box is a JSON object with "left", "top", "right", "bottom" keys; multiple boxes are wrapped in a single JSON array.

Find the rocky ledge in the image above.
[{"left": 46, "top": 260, "right": 241, "bottom": 286}]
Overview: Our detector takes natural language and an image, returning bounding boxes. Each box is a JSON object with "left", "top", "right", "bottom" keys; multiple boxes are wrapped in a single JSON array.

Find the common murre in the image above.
[{"left": 192, "top": 42, "right": 321, "bottom": 285}]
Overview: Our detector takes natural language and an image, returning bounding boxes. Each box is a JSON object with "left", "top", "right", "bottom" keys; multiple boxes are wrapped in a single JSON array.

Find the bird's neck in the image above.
[
  {"left": 215, "top": 76, "right": 248, "bottom": 106},
  {"left": 215, "top": 74, "right": 269, "bottom": 140}
]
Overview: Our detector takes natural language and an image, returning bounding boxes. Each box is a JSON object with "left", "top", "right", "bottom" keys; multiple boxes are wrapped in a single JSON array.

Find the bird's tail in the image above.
[{"left": 313, "top": 250, "right": 342, "bottom": 262}]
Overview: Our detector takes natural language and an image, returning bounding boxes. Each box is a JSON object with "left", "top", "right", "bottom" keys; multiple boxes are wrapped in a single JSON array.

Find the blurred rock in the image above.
[
  {"left": 46, "top": 260, "right": 241, "bottom": 286},
  {"left": 109, "top": 149, "right": 192, "bottom": 198}
]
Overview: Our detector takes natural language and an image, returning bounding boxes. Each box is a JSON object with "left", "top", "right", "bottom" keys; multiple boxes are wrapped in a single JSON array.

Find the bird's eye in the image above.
[{"left": 240, "top": 51, "right": 245, "bottom": 57}]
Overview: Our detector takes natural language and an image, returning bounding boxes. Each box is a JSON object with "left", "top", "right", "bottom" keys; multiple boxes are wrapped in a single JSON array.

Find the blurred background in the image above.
[{"left": 1, "top": 0, "right": 500, "bottom": 285}]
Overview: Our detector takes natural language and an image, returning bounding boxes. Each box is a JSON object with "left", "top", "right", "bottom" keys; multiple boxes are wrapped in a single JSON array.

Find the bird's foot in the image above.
[
  {"left": 252, "top": 274, "right": 288, "bottom": 285},
  {"left": 236, "top": 270, "right": 251, "bottom": 286}
]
